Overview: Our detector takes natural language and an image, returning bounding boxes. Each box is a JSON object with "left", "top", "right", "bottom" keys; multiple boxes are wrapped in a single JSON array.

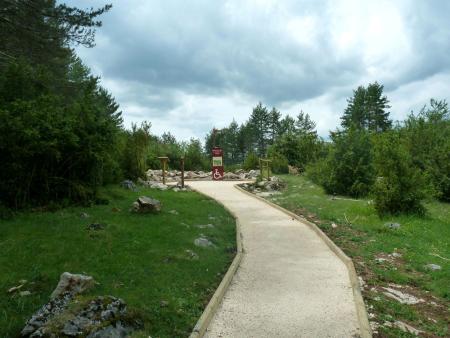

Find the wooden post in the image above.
[
  {"left": 259, "top": 158, "right": 272, "bottom": 181},
  {"left": 158, "top": 157, "right": 169, "bottom": 185},
  {"left": 180, "top": 157, "right": 185, "bottom": 188}
]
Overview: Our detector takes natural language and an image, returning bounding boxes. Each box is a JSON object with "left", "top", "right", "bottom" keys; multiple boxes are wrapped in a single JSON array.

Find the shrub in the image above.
[
  {"left": 373, "top": 132, "right": 427, "bottom": 216},
  {"left": 243, "top": 152, "right": 259, "bottom": 170},
  {"left": 312, "top": 128, "right": 374, "bottom": 197},
  {"left": 267, "top": 149, "right": 289, "bottom": 174}
]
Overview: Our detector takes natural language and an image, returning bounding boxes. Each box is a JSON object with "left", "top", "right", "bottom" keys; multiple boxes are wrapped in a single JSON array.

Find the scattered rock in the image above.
[
  {"left": 382, "top": 287, "right": 424, "bottom": 305},
  {"left": 132, "top": 196, "right": 162, "bottom": 213},
  {"left": 375, "top": 257, "right": 388, "bottom": 263},
  {"left": 50, "top": 272, "right": 95, "bottom": 299},
  {"left": 22, "top": 294, "right": 135, "bottom": 337},
  {"left": 194, "top": 236, "right": 215, "bottom": 248},
  {"left": 195, "top": 223, "right": 215, "bottom": 229},
  {"left": 393, "top": 320, "right": 423, "bottom": 336},
  {"left": 391, "top": 252, "right": 402, "bottom": 258},
  {"left": 358, "top": 276, "right": 366, "bottom": 289},
  {"left": 8, "top": 284, "right": 24, "bottom": 293},
  {"left": 186, "top": 249, "right": 199, "bottom": 260},
  {"left": 424, "top": 263, "right": 441, "bottom": 271},
  {"left": 86, "top": 223, "right": 106, "bottom": 231},
  {"left": 121, "top": 180, "right": 136, "bottom": 190},
  {"left": 385, "top": 222, "right": 401, "bottom": 229}
]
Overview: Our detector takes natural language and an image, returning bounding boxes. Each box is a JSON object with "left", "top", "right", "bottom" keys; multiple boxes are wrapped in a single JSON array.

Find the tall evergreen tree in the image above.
[
  {"left": 341, "top": 82, "right": 391, "bottom": 132},
  {"left": 268, "top": 107, "right": 281, "bottom": 144},
  {"left": 248, "top": 102, "right": 270, "bottom": 156},
  {"left": 296, "top": 111, "right": 317, "bottom": 135}
]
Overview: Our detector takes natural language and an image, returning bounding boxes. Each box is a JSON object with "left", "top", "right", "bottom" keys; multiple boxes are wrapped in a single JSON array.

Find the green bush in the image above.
[
  {"left": 313, "top": 128, "right": 374, "bottom": 197},
  {"left": 373, "top": 132, "right": 427, "bottom": 216},
  {"left": 268, "top": 150, "right": 289, "bottom": 174},
  {"left": 243, "top": 152, "right": 259, "bottom": 170}
]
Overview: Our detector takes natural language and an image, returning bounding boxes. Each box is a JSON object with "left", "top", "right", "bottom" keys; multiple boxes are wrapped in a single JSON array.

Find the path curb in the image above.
[
  {"left": 189, "top": 188, "right": 244, "bottom": 338},
  {"left": 235, "top": 184, "right": 372, "bottom": 338}
]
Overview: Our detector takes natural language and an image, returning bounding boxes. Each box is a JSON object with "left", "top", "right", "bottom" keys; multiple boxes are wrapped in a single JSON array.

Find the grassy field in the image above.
[
  {"left": 262, "top": 175, "right": 449, "bottom": 337},
  {"left": 0, "top": 185, "right": 236, "bottom": 337}
]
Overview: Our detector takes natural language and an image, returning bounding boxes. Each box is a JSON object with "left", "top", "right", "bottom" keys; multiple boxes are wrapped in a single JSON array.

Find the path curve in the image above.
[{"left": 190, "top": 180, "right": 362, "bottom": 338}]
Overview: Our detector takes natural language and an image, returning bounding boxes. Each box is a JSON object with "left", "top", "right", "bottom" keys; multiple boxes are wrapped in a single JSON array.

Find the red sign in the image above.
[{"left": 212, "top": 147, "right": 224, "bottom": 180}]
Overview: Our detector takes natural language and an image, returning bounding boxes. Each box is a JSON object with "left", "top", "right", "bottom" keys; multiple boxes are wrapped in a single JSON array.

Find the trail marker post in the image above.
[
  {"left": 158, "top": 156, "right": 169, "bottom": 184},
  {"left": 259, "top": 158, "right": 272, "bottom": 181},
  {"left": 180, "top": 156, "right": 185, "bottom": 188}
]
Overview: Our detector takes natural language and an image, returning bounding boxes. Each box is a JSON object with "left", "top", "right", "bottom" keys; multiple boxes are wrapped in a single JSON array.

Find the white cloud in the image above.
[{"left": 69, "top": 0, "right": 450, "bottom": 140}]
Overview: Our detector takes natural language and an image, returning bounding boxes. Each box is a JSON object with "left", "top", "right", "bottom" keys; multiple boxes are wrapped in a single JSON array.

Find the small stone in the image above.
[
  {"left": 194, "top": 236, "right": 214, "bottom": 247},
  {"left": 8, "top": 284, "right": 24, "bottom": 293},
  {"left": 87, "top": 223, "right": 106, "bottom": 231},
  {"left": 331, "top": 223, "right": 338, "bottom": 229},
  {"left": 132, "top": 196, "right": 161, "bottom": 213},
  {"left": 160, "top": 300, "right": 169, "bottom": 307},
  {"left": 169, "top": 210, "right": 179, "bottom": 215},
  {"left": 19, "top": 290, "right": 31, "bottom": 297},
  {"left": 391, "top": 252, "right": 402, "bottom": 258},
  {"left": 80, "top": 212, "right": 89, "bottom": 219},
  {"left": 195, "top": 224, "right": 215, "bottom": 229},
  {"left": 375, "top": 257, "right": 388, "bottom": 263},
  {"left": 385, "top": 222, "right": 401, "bottom": 229},
  {"left": 50, "top": 272, "right": 95, "bottom": 299},
  {"left": 382, "top": 287, "right": 424, "bottom": 305},
  {"left": 121, "top": 180, "right": 136, "bottom": 190},
  {"left": 393, "top": 320, "right": 423, "bottom": 336},
  {"left": 424, "top": 263, "right": 441, "bottom": 271},
  {"left": 185, "top": 249, "right": 199, "bottom": 260}
]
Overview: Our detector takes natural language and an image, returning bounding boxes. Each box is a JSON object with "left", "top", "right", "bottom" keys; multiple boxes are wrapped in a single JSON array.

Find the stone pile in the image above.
[
  {"left": 240, "top": 176, "right": 286, "bottom": 195},
  {"left": 21, "top": 272, "right": 137, "bottom": 337},
  {"left": 145, "top": 168, "right": 260, "bottom": 182}
]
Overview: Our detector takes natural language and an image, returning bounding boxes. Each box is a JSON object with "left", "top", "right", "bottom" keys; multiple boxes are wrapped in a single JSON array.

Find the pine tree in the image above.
[
  {"left": 296, "top": 111, "right": 317, "bottom": 135},
  {"left": 268, "top": 107, "right": 281, "bottom": 144},
  {"left": 341, "top": 82, "right": 392, "bottom": 133},
  {"left": 248, "top": 102, "right": 270, "bottom": 156}
]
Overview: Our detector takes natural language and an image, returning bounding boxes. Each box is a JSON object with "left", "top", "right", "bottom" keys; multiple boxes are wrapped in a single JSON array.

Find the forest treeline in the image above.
[
  {"left": 210, "top": 83, "right": 450, "bottom": 216},
  {"left": 0, "top": 1, "right": 205, "bottom": 209},
  {"left": 1, "top": 1, "right": 448, "bottom": 216}
]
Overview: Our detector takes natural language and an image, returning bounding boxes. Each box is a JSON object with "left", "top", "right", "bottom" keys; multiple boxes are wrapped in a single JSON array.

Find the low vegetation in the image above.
[
  {"left": 0, "top": 185, "right": 236, "bottom": 337},
  {"left": 263, "top": 175, "right": 449, "bottom": 337}
]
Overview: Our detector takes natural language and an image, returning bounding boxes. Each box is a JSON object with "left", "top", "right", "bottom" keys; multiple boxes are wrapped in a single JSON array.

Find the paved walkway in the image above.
[{"left": 190, "top": 181, "right": 361, "bottom": 338}]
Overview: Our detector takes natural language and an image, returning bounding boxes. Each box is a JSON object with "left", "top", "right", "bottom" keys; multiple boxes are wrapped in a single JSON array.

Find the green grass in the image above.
[
  {"left": 0, "top": 185, "right": 236, "bottom": 337},
  {"left": 263, "top": 175, "right": 450, "bottom": 337}
]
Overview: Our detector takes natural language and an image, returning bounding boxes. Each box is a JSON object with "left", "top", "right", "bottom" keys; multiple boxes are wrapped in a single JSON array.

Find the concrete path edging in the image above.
[
  {"left": 235, "top": 184, "right": 372, "bottom": 338},
  {"left": 189, "top": 189, "right": 244, "bottom": 338}
]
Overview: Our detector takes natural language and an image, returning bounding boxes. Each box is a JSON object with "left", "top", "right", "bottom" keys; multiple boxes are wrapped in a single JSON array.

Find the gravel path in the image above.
[{"left": 190, "top": 181, "right": 361, "bottom": 338}]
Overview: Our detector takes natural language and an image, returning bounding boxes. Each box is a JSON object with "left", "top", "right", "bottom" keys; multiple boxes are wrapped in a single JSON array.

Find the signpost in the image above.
[
  {"left": 158, "top": 156, "right": 169, "bottom": 184},
  {"left": 259, "top": 158, "right": 272, "bottom": 181},
  {"left": 180, "top": 156, "right": 185, "bottom": 188},
  {"left": 212, "top": 147, "right": 224, "bottom": 180}
]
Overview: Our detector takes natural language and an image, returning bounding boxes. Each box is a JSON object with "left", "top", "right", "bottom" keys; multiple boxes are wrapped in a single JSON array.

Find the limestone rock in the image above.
[
  {"left": 385, "top": 222, "right": 401, "bottom": 229},
  {"left": 50, "top": 272, "right": 95, "bottom": 299},
  {"left": 132, "top": 196, "right": 161, "bottom": 213},
  {"left": 382, "top": 287, "right": 424, "bottom": 305},
  {"left": 121, "top": 180, "right": 136, "bottom": 190},
  {"left": 194, "top": 236, "right": 215, "bottom": 248},
  {"left": 424, "top": 263, "right": 441, "bottom": 271}
]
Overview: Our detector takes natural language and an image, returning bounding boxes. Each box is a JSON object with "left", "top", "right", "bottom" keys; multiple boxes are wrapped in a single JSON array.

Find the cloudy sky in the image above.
[{"left": 69, "top": 0, "right": 450, "bottom": 140}]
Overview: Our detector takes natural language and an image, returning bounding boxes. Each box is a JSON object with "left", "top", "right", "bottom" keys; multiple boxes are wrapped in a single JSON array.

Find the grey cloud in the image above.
[{"left": 69, "top": 0, "right": 450, "bottom": 139}]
